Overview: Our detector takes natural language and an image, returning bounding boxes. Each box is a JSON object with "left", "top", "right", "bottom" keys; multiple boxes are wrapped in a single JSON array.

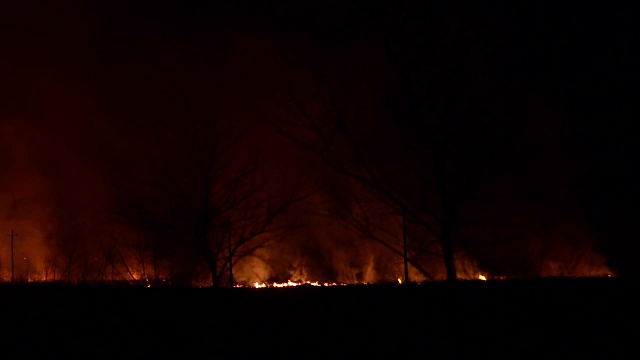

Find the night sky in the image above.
[{"left": 0, "top": 1, "right": 638, "bottom": 284}]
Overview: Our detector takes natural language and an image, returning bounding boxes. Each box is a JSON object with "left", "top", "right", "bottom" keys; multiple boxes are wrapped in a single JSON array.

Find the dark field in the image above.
[{"left": 0, "top": 279, "right": 637, "bottom": 359}]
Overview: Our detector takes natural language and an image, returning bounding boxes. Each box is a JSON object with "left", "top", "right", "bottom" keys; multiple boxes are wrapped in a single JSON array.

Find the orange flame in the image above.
[{"left": 244, "top": 280, "right": 348, "bottom": 288}]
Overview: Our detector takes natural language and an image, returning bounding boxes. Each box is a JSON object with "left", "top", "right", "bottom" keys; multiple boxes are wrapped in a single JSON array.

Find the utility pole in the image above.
[
  {"left": 227, "top": 217, "right": 233, "bottom": 288},
  {"left": 8, "top": 229, "right": 17, "bottom": 284},
  {"left": 333, "top": 236, "right": 337, "bottom": 282},
  {"left": 402, "top": 207, "right": 409, "bottom": 285}
]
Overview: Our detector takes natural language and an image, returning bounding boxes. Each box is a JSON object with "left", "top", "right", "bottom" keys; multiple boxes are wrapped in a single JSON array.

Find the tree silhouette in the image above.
[
  {"left": 116, "top": 119, "right": 308, "bottom": 287},
  {"left": 276, "top": 43, "right": 523, "bottom": 281}
]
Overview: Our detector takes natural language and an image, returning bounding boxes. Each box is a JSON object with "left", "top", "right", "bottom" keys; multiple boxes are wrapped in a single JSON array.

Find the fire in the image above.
[
  {"left": 397, "top": 278, "right": 402, "bottom": 284},
  {"left": 245, "top": 280, "right": 347, "bottom": 288},
  {"left": 478, "top": 274, "right": 487, "bottom": 281}
]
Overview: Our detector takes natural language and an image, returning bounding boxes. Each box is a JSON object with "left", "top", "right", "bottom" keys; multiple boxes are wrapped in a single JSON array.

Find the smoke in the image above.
[
  {"left": 0, "top": 121, "right": 53, "bottom": 280},
  {"left": 0, "top": 1, "right": 616, "bottom": 284}
]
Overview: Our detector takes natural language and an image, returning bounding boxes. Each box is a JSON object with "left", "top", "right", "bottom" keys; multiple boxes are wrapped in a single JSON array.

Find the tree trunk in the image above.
[
  {"left": 442, "top": 214, "right": 457, "bottom": 282},
  {"left": 442, "top": 237, "right": 457, "bottom": 282},
  {"left": 210, "top": 260, "right": 220, "bottom": 288}
]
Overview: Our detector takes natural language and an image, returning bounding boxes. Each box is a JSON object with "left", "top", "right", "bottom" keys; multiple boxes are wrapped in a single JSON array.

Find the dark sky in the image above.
[{"left": 0, "top": 1, "right": 638, "bottom": 281}]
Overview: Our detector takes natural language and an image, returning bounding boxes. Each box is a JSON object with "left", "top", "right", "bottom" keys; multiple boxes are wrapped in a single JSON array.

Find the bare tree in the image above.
[
  {"left": 316, "top": 185, "right": 438, "bottom": 281},
  {"left": 276, "top": 67, "right": 521, "bottom": 281},
  {"left": 115, "top": 118, "right": 310, "bottom": 287}
]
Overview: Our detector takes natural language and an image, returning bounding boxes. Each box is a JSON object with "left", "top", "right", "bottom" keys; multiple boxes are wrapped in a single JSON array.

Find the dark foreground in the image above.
[{"left": 0, "top": 279, "right": 637, "bottom": 359}]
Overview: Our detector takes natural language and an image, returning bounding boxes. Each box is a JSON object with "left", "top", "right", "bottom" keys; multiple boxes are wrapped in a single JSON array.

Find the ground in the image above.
[{"left": 0, "top": 278, "right": 636, "bottom": 359}]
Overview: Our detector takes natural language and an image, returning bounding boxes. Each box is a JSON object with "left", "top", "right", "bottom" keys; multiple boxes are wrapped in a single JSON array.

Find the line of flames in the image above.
[
  {"left": 233, "top": 280, "right": 350, "bottom": 288},
  {"left": 169, "top": 272, "right": 610, "bottom": 288},
  {"left": 6, "top": 272, "right": 614, "bottom": 288},
  {"left": 155, "top": 273, "right": 614, "bottom": 288},
  {"left": 237, "top": 274, "right": 491, "bottom": 289}
]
